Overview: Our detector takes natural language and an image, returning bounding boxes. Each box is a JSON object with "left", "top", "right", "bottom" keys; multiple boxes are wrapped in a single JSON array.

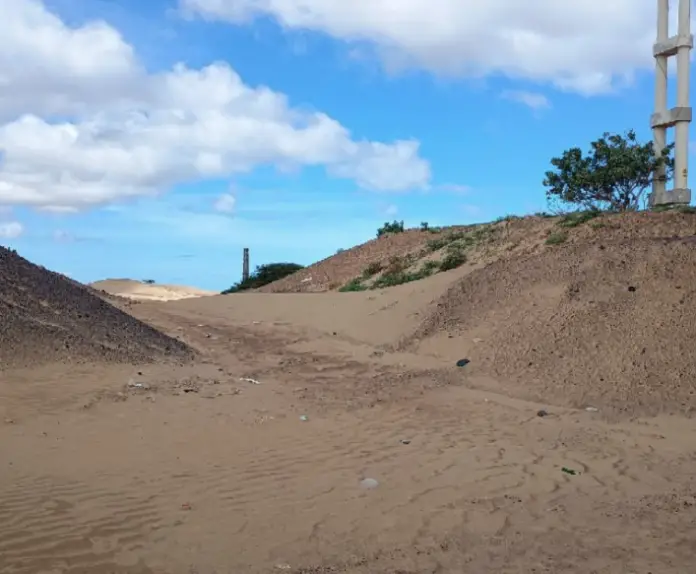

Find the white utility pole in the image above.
[{"left": 650, "top": 0, "right": 692, "bottom": 206}]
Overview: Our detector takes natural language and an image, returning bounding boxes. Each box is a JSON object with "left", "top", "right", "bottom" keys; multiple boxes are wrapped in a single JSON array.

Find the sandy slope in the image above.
[
  {"left": 91, "top": 278, "right": 218, "bottom": 302},
  {"left": 2, "top": 213, "right": 696, "bottom": 573}
]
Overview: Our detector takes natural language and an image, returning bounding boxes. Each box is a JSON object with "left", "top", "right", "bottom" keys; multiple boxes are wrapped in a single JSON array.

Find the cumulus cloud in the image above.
[
  {"left": 181, "top": 0, "right": 657, "bottom": 94},
  {"left": 214, "top": 193, "right": 237, "bottom": 213},
  {"left": 0, "top": 221, "right": 24, "bottom": 239},
  {"left": 501, "top": 90, "right": 550, "bottom": 110},
  {"left": 0, "top": 0, "right": 430, "bottom": 211}
]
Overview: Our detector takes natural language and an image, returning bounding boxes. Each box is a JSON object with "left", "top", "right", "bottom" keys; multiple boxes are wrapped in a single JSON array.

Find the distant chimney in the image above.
[{"left": 242, "top": 248, "right": 249, "bottom": 281}]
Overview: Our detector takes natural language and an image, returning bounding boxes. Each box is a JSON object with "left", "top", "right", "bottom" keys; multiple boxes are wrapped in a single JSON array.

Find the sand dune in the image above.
[
  {"left": 2, "top": 212, "right": 696, "bottom": 573},
  {"left": 91, "top": 278, "right": 218, "bottom": 302}
]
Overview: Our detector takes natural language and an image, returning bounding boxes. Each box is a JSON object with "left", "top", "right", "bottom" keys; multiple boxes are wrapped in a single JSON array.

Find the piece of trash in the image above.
[
  {"left": 473, "top": 338, "right": 483, "bottom": 343},
  {"left": 360, "top": 478, "right": 379, "bottom": 489},
  {"left": 561, "top": 467, "right": 577, "bottom": 476},
  {"left": 181, "top": 502, "right": 192, "bottom": 510},
  {"left": 400, "top": 439, "right": 411, "bottom": 445},
  {"left": 456, "top": 358, "right": 470, "bottom": 368},
  {"left": 628, "top": 286, "right": 636, "bottom": 292},
  {"left": 275, "top": 564, "right": 292, "bottom": 570},
  {"left": 240, "top": 377, "right": 261, "bottom": 385},
  {"left": 585, "top": 406, "right": 599, "bottom": 412},
  {"left": 537, "top": 409, "right": 549, "bottom": 417},
  {"left": 127, "top": 379, "right": 150, "bottom": 390},
  {"left": 299, "top": 415, "right": 308, "bottom": 422}
]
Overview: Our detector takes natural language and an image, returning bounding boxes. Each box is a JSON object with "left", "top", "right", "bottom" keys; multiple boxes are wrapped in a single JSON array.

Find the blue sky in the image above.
[{"left": 0, "top": 0, "right": 686, "bottom": 290}]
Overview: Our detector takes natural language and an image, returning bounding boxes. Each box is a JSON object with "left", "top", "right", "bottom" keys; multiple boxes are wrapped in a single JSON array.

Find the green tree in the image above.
[
  {"left": 543, "top": 130, "right": 674, "bottom": 212},
  {"left": 222, "top": 262, "right": 303, "bottom": 293},
  {"left": 376, "top": 220, "right": 405, "bottom": 237}
]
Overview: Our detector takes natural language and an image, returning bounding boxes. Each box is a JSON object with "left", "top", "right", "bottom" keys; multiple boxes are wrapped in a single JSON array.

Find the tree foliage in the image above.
[
  {"left": 376, "top": 220, "right": 405, "bottom": 237},
  {"left": 543, "top": 130, "right": 674, "bottom": 212},
  {"left": 221, "top": 262, "right": 304, "bottom": 294}
]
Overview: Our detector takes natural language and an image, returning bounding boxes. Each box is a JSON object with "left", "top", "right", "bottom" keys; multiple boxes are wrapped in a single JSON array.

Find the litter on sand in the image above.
[{"left": 240, "top": 377, "right": 262, "bottom": 385}]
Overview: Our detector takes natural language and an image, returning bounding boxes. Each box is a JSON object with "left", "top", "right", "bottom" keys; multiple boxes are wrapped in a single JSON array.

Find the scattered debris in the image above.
[
  {"left": 299, "top": 415, "right": 309, "bottom": 422},
  {"left": 537, "top": 409, "right": 549, "bottom": 417},
  {"left": 585, "top": 406, "right": 599, "bottom": 412},
  {"left": 127, "top": 379, "right": 150, "bottom": 390},
  {"left": 561, "top": 467, "right": 577, "bottom": 476},
  {"left": 360, "top": 478, "right": 379, "bottom": 489},
  {"left": 275, "top": 564, "right": 292, "bottom": 570},
  {"left": 456, "top": 358, "right": 470, "bottom": 368},
  {"left": 240, "top": 377, "right": 262, "bottom": 385}
]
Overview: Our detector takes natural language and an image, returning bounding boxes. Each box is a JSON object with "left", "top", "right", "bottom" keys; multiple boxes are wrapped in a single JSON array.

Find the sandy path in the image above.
[{"left": 1, "top": 298, "right": 695, "bottom": 573}]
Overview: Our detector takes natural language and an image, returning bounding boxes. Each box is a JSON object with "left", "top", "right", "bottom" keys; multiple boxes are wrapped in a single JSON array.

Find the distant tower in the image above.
[
  {"left": 649, "top": 0, "right": 692, "bottom": 206},
  {"left": 242, "top": 248, "right": 250, "bottom": 282}
]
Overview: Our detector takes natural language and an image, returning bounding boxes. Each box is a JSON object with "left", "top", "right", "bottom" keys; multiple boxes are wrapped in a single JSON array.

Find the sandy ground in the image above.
[
  {"left": 2, "top": 280, "right": 696, "bottom": 574},
  {"left": 91, "top": 279, "right": 217, "bottom": 302}
]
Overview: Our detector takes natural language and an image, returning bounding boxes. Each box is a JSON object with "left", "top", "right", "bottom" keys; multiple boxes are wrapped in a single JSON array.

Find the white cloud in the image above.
[
  {"left": 0, "top": 221, "right": 24, "bottom": 238},
  {"left": 501, "top": 90, "right": 550, "bottom": 110},
  {"left": 0, "top": 0, "right": 430, "bottom": 212},
  {"left": 214, "top": 192, "right": 236, "bottom": 213},
  {"left": 384, "top": 203, "right": 398, "bottom": 216},
  {"left": 181, "top": 0, "right": 656, "bottom": 94}
]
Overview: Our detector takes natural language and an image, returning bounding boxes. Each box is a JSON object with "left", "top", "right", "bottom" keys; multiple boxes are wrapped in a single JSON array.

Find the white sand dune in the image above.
[{"left": 90, "top": 278, "right": 217, "bottom": 302}]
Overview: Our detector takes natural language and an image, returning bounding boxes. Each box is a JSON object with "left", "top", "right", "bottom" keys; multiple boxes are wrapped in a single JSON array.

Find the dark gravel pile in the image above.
[{"left": 0, "top": 247, "right": 195, "bottom": 369}]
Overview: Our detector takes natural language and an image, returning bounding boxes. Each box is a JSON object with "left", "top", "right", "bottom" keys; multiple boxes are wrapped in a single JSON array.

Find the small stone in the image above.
[
  {"left": 400, "top": 439, "right": 411, "bottom": 445},
  {"left": 537, "top": 409, "right": 549, "bottom": 417},
  {"left": 628, "top": 286, "right": 636, "bottom": 292},
  {"left": 360, "top": 478, "right": 379, "bottom": 489}
]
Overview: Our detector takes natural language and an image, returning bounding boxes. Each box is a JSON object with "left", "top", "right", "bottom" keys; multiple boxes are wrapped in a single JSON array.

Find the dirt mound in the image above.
[
  {"left": 256, "top": 229, "right": 439, "bottom": 292},
  {"left": 0, "top": 247, "right": 195, "bottom": 369},
  {"left": 91, "top": 278, "right": 216, "bottom": 302},
  {"left": 405, "top": 212, "right": 696, "bottom": 416}
]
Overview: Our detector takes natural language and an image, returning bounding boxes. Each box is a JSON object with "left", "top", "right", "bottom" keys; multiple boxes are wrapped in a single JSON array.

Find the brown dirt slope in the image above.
[
  {"left": 256, "top": 220, "right": 551, "bottom": 293},
  {"left": 257, "top": 229, "right": 436, "bottom": 292},
  {"left": 0, "top": 247, "right": 194, "bottom": 369},
  {"left": 404, "top": 210, "right": 696, "bottom": 417}
]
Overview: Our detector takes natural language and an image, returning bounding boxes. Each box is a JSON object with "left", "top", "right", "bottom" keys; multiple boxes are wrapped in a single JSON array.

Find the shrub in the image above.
[
  {"left": 339, "top": 278, "right": 367, "bottom": 292},
  {"left": 439, "top": 249, "right": 467, "bottom": 271},
  {"left": 376, "top": 220, "right": 405, "bottom": 237},
  {"left": 222, "top": 262, "right": 303, "bottom": 293},
  {"left": 362, "top": 261, "right": 383, "bottom": 278},
  {"left": 545, "top": 231, "right": 568, "bottom": 245},
  {"left": 557, "top": 209, "right": 602, "bottom": 228}
]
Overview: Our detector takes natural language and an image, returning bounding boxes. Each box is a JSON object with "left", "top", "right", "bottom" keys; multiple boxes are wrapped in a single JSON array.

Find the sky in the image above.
[{"left": 0, "top": 0, "right": 691, "bottom": 290}]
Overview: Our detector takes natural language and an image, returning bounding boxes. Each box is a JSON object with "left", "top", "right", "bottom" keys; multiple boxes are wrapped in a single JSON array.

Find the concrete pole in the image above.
[
  {"left": 652, "top": 0, "right": 669, "bottom": 201},
  {"left": 650, "top": 0, "right": 692, "bottom": 206},
  {"left": 674, "top": 0, "right": 691, "bottom": 190}
]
